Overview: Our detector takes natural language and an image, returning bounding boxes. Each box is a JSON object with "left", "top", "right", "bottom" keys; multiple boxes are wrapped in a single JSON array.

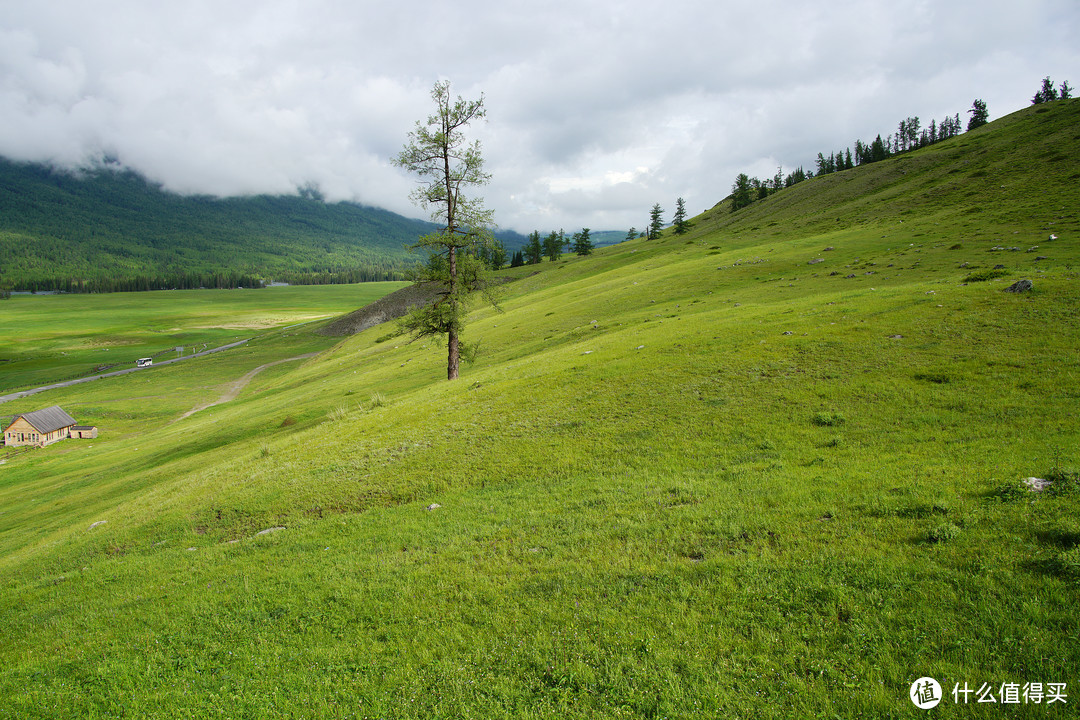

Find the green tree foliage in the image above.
[
  {"left": 967, "top": 99, "right": 989, "bottom": 130},
  {"left": 1032, "top": 76, "right": 1073, "bottom": 103},
  {"left": 672, "top": 198, "right": 691, "bottom": 235},
  {"left": 393, "top": 80, "right": 497, "bottom": 381},
  {"left": 475, "top": 237, "right": 508, "bottom": 270},
  {"left": 573, "top": 228, "right": 593, "bottom": 256},
  {"left": 730, "top": 174, "right": 752, "bottom": 213},
  {"left": 1032, "top": 76, "right": 1059, "bottom": 104},
  {"left": 524, "top": 231, "right": 543, "bottom": 265},
  {"left": 648, "top": 203, "right": 664, "bottom": 239},
  {"left": 625, "top": 227, "right": 637, "bottom": 242},
  {"left": 0, "top": 158, "right": 426, "bottom": 292},
  {"left": 509, "top": 250, "right": 525, "bottom": 268},
  {"left": 543, "top": 231, "right": 562, "bottom": 262}
]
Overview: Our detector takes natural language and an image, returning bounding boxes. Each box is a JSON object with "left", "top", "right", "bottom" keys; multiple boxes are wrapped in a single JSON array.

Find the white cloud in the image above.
[{"left": 1, "top": 0, "right": 1077, "bottom": 232}]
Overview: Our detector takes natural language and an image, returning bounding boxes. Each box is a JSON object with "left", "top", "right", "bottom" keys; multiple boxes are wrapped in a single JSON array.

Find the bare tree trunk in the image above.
[
  {"left": 446, "top": 242, "right": 459, "bottom": 380},
  {"left": 447, "top": 326, "right": 460, "bottom": 380}
]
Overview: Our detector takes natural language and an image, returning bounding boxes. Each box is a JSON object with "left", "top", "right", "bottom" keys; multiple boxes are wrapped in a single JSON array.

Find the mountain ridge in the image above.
[{"left": 0, "top": 157, "right": 529, "bottom": 291}]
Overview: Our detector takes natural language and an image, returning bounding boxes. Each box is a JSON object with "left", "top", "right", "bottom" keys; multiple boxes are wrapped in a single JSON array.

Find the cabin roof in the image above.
[{"left": 10, "top": 406, "right": 78, "bottom": 433}]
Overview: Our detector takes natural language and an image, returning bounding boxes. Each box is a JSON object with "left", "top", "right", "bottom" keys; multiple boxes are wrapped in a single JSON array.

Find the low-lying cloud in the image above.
[{"left": 2, "top": 0, "right": 1076, "bottom": 233}]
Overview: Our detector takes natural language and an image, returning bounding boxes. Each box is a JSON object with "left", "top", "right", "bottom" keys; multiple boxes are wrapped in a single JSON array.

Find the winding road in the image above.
[{"left": 0, "top": 339, "right": 251, "bottom": 404}]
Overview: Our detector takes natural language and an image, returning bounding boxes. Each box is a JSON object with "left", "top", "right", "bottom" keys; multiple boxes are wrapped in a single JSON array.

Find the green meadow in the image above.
[
  {"left": 1, "top": 101, "right": 1078, "bottom": 718},
  {"left": 0, "top": 282, "right": 408, "bottom": 394}
]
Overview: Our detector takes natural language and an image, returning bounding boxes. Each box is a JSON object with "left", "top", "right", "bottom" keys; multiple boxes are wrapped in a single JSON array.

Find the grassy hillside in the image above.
[{"left": 0, "top": 101, "right": 1078, "bottom": 718}]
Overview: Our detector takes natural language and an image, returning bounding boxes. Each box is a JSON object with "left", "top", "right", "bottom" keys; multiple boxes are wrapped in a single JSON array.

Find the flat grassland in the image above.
[
  {"left": 0, "top": 102, "right": 1078, "bottom": 718},
  {"left": 0, "top": 282, "right": 408, "bottom": 393}
]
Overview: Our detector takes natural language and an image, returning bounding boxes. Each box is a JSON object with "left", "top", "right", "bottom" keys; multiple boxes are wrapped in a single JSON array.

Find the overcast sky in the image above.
[{"left": 2, "top": 0, "right": 1077, "bottom": 233}]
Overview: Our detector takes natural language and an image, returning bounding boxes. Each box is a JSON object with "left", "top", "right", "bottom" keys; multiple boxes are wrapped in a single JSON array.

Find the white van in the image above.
[{"left": 136, "top": 358, "right": 153, "bottom": 368}]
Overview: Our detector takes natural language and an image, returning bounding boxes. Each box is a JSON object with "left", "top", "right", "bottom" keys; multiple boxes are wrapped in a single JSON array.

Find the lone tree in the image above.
[
  {"left": 967, "top": 99, "right": 989, "bottom": 130},
  {"left": 648, "top": 203, "right": 664, "bottom": 239},
  {"left": 393, "top": 80, "right": 496, "bottom": 380},
  {"left": 573, "top": 228, "right": 593, "bottom": 256},
  {"left": 672, "top": 197, "right": 692, "bottom": 235}
]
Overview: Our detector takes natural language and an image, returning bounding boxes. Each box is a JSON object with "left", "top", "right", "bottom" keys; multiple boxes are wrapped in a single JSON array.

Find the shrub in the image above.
[
  {"left": 812, "top": 411, "right": 845, "bottom": 427},
  {"left": 989, "top": 481, "right": 1028, "bottom": 502},
  {"left": 963, "top": 268, "right": 1009, "bottom": 283},
  {"left": 926, "top": 522, "right": 961, "bottom": 543},
  {"left": 280, "top": 416, "right": 297, "bottom": 427}
]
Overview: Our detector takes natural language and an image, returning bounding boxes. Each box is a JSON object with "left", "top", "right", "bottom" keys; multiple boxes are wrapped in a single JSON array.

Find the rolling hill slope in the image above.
[{"left": 0, "top": 100, "right": 1078, "bottom": 718}]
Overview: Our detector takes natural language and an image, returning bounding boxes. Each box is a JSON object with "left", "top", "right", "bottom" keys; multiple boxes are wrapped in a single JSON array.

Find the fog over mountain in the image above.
[{"left": 2, "top": 0, "right": 1077, "bottom": 232}]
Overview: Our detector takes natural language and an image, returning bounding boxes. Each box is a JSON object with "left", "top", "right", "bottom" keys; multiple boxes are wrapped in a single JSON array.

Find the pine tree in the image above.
[
  {"left": 648, "top": 203, "right": 664, "bottom": 239},
  {"left": 730, "top": 173, "right": 752, "bottom": 212},
  {"left": 543, "top": 231, "right": 562, "bottom": 262},
  {"left": 573, "top": 228, "right": 593, "bottom": 256},
  {"left": 524, "top": 231, "right": 543, "bottom": 264},
  {"left": 672, "top": 197, "right": 691, "bottom": 235},
  {"left": 967, "top": 99, "right": 989, "bottom": 130},
  {"left": 393, "top": 80, "right": 496, "bottom": 380},
  {"left": 1032, "top": 76, "right": 1058, "bottom": 104}
]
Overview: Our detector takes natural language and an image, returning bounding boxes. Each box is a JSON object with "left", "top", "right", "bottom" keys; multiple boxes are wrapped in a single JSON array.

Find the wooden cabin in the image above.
[{"left": 3, "top": 406, "right": 96, "bottom": 448}]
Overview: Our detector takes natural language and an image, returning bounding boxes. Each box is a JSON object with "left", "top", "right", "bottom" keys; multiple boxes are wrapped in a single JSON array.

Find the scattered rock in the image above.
[
  {"left": 186, "top": 547, "right": 197, "bottom": 551},
  {"left": 845, "top": 274, "right": 856, "bottom": 279},
  {"left": 1035, "top": 256, "right": 1048, "bottom": 261},
  {"left": 88, "top": 520, "right": 108, "bottom": 530},
  {"left": 426, "top": 503, "right": 441, "bottom": 511},
  {"left": 1004, "top": 279, "right": 1033, "bottom": 293},
  {"left": 888, "top": 334, "right": 903, "bottom": 339},
  {"left": 829, "top": 271, "right": 838, "bottom": 276},
  {"left": 582, "top": 351, "right": 593, "bottom": 355},
  {"left": 958, "top": 262, "right": 969, "bottom": 268},
  {"left": 823, "top": 246, "right": 835, "bottom": 251},
  {"left": 1027, "top": 246, "right": 1039, "bottom": 252},
  {"left": 255, "top": 526, "right": 286, "bottom": 536},
  {"left": 1024, "top": 477, "right": 1051, "bottom": 492},
  {"left": 994, "top": 264, "right": 1006, "bottom": 269},
  {"left": 636, "top": 345, "right": 645, "bottom": 350},
  {"left": 808, "top": 258, "right": 824, "bottom": 265},
  {"left": 782, "top": 331, "right": 794, "bottom": 336}
]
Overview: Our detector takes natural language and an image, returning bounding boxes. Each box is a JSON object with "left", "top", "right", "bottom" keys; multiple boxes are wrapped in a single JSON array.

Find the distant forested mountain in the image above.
[{"left": 0, "top": 158, "right": 525, "bottom": 292}]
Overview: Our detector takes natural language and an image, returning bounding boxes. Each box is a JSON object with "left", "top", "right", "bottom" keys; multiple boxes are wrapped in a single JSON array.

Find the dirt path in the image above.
[{"left": 176, "top": 352, "right": 319, "bottom": 421}]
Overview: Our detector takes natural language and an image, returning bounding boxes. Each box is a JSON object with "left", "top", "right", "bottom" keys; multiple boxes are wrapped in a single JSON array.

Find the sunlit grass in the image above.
[{"left": 0, "top": 101, "right": 1078, "bottom": 718}]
